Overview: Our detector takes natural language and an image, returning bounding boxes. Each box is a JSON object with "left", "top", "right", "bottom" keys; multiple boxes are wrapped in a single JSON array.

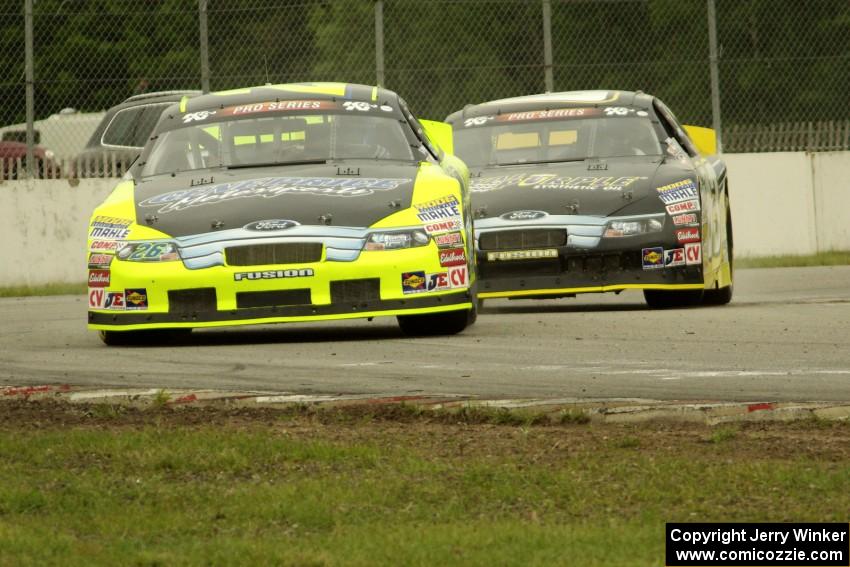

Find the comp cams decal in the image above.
[
  {"left": 423, "top": 219, "right": 462, "bottom": 234},
  {"left": 665, "top": 199, "right": 700, "bottom": 215},
  {"left": 472, "top": 174, "right": 646, "bottom": 193},
  {"left": 139, "top": 177, "right": 412, "bottom": 214}
]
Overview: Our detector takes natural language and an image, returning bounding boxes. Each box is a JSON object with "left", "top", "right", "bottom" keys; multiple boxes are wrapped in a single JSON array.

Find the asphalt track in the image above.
[{"left": 1, "top": 266, "right": 849, "bottom": 403}]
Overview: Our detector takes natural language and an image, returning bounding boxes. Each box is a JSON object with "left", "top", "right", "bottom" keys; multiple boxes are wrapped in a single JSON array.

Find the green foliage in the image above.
[{"left": 4, "top": 0, "right": 850, "bottom": 130}]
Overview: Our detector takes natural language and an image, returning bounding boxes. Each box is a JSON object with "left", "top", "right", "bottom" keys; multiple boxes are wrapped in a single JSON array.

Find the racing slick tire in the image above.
[
  {"left": 397, "top": 306, "right": 476, "bottom": 337},
  {"left": 99, "top": 329, "right": 192, "bottom": 347},
  {"left": 643, "top": 289, "right": 704, "bottom": 309}
]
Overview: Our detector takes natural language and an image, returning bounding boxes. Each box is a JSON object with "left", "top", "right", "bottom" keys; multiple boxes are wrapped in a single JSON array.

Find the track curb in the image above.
[{"left": 3, "top": 383, "right": 850, "bottom": 424}]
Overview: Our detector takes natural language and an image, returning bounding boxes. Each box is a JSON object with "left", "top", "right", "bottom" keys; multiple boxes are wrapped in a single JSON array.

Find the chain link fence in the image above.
[{"left": 3, "top": 0, "right": 850, "bottom": 178}]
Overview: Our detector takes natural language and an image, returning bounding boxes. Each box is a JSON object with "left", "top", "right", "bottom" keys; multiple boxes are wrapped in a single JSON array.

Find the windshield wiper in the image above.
[
  {"left": 490, "top": 157, "right": 587, "bottom": 167},
  {"left": 226, "top": 159, "right": 329, "bottom": 170}
]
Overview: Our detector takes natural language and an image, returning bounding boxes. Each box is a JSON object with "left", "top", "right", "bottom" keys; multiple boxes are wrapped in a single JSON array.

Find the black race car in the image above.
[{"left": 445, "top": 90, "right": 733, "bottom": 308}]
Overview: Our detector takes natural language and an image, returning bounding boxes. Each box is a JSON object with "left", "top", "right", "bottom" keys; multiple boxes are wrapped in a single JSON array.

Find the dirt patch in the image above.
[{"left": 3, "top": 399, "right": 850, "bottom": 463}]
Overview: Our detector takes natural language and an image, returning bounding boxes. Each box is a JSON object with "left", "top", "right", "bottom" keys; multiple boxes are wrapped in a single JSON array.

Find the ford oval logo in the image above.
[
  {"left": 244, "top": 219, "right": 299, "bottom": 231},
  {"left": 500, "top": 210, "right": 547, "bottom": 221}
]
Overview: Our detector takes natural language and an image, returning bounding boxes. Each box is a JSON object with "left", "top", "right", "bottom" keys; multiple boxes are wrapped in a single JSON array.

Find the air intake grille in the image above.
[
  {"left": 169, "top": 288, "right": 217, "bottom": 314},
  {"left": 330, "top": 278, "right": 381, "bottom": 304},
  {"left": 478, "top": 229, "right": 566, "bottom": 251},
  {"left": 236, "top": 289, "right": 312, "bottom": 309},
  {"left": 226, "top": 242, "right": 322, "bottom": 266}
]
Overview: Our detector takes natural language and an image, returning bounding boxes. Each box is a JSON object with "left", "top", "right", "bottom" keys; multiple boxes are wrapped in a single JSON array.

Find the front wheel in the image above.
[
  {"left": 643, "top": 289, "right": 704, "bottom": 309},
  {"left": 397, "top": 307, "right": 475, "bottom": 337},
  {"left": 99, "top": 328, "right": 192, "bottom": 347}
]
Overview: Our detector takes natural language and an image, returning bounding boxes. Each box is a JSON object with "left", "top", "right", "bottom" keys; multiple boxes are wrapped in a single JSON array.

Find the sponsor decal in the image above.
[
  {"left": 685, "top": 242, "right": 702, "bottom": 266},
  {"left": 433, "top": 231, "right": 463, "bottom": 248},
  {"left": 402, "top": 271, "right": 427, "bottom": 294},
  {"left": 472, "top": 173, "right": 646, "bottom": 193},
  {"left": 675, "top": 227, "right": 701, "bottom": 243},
  {"left": 439, "top": 248, "right": 467, "bottom": 267},
  {"left": 499, "top": 107, "right": 603, "bottom": 123},
  {"left": 89, "top": 226, "right": 130, "bottom": 239},
  {"left": 88, "top": 287, "right": 105, "bottom": 309},
  {"left": 104, "top": 291, "right": 125, "bottom": 310},
  {"left": 139, "top": 176, "right": 412, "bottom": 214},
  {"left": 88, "top": 253, "right": 113, "bottom": 269},
  {"left": 233, "top": 268, "right": 315, "bottom": 281},
  {"left": 243, "top": 220, "right": 299, "bottom": 231},
  {"left": 414, "top": 195, "right": 461, "bottom": 222},
  {"left": 665, "top": 199, "right": 700, "bottom": 215},
  {"left": 124, "top": 242, "right": 179, "bottom": 262},
  {"left": 125, "top": 288, "right": 148, "bottom": 310},
  {"left": 656, "top": 179, "right": 699, "bottom": 204},
  {"left": 448, "top": 265, "right": 468, "bottom": 288},
  {"left": 423, "top": 219, "right": 462, "bottom": 234},
  {"left": 88, "top": 269, "right": 110, "bottom": 287},
  {"left": 671, "top": 213, "right": 699, "bottom": 226},
  {"left": 642, "top": 247, "right": 664, "bottom": 270},
  {"left": 92, "top": 215, "right": 131, "bottom": 227},
  {"left": 90, "top": 240, "right": 122, "bottom": 252},
  {"left": 222, "top": 100, "right": 334, "bottom": 118},
  {"left": 500, "top": 210, "right": 547, "bottom": 221},
  {"left": 427, "top": 272, "right": 450, "bottom": 291},
  {"left": 486, "top": 249, "right": 558, "bottom": 262},
  {"left": 664, "top": 248, "right": 686, "bottom": 267}
]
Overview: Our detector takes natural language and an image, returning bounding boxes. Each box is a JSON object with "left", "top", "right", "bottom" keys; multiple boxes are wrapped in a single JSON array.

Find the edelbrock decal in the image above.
[{"left": 139, "top": 177, "right": 412, "bottom": 214}]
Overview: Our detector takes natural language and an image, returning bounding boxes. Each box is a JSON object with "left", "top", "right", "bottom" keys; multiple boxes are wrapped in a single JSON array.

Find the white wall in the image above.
[
  {"left": 0, "top": 179, "right": 114, "bottom": 286},
  {"left": 0, "top": 153, "right": 848, "bottom": 286}
]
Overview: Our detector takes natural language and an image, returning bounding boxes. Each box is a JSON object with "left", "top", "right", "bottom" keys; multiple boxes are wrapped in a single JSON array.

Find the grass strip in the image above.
[
  {"left": 1, "top": 402, "right": 849, "bottom": 566},
  {"left": 0, "top": 282, "right": 85, "bottom": 298},
  {"left": 737, "top": 250, "right": 850, "bottom": 269}
]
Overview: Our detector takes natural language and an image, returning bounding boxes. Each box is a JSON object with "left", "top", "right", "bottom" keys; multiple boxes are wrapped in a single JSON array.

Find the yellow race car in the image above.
[{"left": 87, "top": 82, "right": 475, "bottom": 344}]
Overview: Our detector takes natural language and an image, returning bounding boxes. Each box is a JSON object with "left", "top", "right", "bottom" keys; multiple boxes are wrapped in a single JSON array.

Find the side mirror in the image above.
[
  {"left": 683, "top": 125, "right": 717, "bottom": 156},
  {"left": 420, "top": 120, "right": 454, "bottom": 156}
]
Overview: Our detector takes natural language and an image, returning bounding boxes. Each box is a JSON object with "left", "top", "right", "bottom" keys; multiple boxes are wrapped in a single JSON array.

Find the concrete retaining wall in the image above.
[
  {"left": 1, "top": 151, "right": 849, "bottom": 286},
  {"left": 1, "top": 179, "right": 114, "bottom": 286}
]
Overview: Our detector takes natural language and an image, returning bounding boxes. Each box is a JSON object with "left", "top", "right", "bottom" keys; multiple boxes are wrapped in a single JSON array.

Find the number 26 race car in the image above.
[
  {"left": 445, "top": 90, "right": 733, "bottom": 309},
  {"left": 86, "top": 83, "right": 476, "bottom": 344}
]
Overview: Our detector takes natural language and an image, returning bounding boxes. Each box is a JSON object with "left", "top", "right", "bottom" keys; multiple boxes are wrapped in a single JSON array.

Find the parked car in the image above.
[
  {"left": 86, "top": 82, "right": 476, "bottom": 344},
  {"left": 0, "top": 108, "right": 105, "bottom": 162},
  {"left": 75, "top": 91, "right": 201, "bottom": 175},
  {"left": 0, "top": 140, "right": 62, "bottom": 179},
  {"left": 445, "top": 90, "right": 733, "bottom": 308}
]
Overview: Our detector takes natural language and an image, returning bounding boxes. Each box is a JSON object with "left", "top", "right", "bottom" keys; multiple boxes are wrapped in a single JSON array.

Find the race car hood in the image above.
[
  {"left": 469, "top": 157, "right": 668, "bottom": 219},
  {"left": 133, "top": 161, "right": 419, "bottom": 237}
]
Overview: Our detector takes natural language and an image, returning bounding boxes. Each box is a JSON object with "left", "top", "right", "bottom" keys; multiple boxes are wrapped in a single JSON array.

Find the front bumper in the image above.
[
  {"left": 475, "top": 214, "right": 703, "bottom": 298},
  {"left": 88, "top": 228, "right": 473, "bottom": 331}
]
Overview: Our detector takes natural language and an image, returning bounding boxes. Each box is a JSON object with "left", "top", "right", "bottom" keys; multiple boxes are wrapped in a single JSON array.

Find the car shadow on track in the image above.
[
  {"left": 170, "top": 322, "right": 410, "bottom": 347},
  {"left": 481, "top": 302, "right": 649, "bottom": 315}
]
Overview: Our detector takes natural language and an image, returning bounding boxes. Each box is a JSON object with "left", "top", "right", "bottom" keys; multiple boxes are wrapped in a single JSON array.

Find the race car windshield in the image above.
[
  {"left": 140, "top": 112, "right": 416, "bottom": 176},
  {"left": 454, "top": 114, "right": 662, "bottom": 168}
]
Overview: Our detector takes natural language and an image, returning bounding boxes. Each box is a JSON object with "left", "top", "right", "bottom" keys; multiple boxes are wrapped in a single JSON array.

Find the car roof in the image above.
[
  {"left": 445, "top": 90, "right": 656, "bottom": 122},
  {"left": 181, "top": 82, "right": 397, "bottom": 114}
]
